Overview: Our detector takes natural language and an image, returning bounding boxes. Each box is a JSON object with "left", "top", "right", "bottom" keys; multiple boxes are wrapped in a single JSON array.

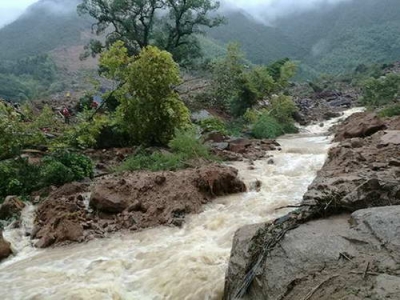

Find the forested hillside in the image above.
[
  {"left": 276, "top": 0, "right": 400, "bottom": 74},
  {"left": 0, "top": 0, "right": 399, "bottom": 101},
  {"left": 0, "top": 0, "right": 90, "bottom": 61}
]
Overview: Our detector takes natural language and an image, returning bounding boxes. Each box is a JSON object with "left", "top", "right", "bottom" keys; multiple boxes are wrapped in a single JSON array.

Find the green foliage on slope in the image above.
[{"left": 0, "top": 0, "right": 90, "bottom": 61}]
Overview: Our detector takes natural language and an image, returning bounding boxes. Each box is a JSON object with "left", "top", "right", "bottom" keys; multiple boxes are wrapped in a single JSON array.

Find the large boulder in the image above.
[
  {"left": 0, "top": 231, "right": 12, "bottom": 261},
  {"left": 334, "top": 112, "right": 387, "bottom": 141},
  {"left": 224, "top": 206, "right": 400, "bottom": 300},
  {"left": 0, "top": 196, "right": 25, "bottom": 220}
]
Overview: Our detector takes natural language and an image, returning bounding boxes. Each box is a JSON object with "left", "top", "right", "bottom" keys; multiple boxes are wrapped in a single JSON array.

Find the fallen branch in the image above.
[{"left": 363, "top": 261, "right": 370, "bottom": 279}]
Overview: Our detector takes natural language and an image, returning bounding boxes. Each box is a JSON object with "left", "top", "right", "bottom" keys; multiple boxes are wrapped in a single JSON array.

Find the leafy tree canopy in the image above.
[
  {"left": 100, "top": 42, "right": 190, "bottom": 145},
  {"left": 78, "top": 0, "right": 224, "bottom": 65}
]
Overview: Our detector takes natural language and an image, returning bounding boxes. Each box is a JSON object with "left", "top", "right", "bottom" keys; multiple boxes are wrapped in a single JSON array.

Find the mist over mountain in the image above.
[{"left": 0, "top": 0, "right": 399, "bottom": 79}]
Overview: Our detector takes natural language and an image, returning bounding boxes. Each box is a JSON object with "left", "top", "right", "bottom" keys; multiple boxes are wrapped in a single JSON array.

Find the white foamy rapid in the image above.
[{"left": 0, "top": 108, "right": 363, "bottom": 300}]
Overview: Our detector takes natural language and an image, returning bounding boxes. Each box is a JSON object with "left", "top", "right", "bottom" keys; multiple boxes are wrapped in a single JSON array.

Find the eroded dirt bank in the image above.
[
  {"left": 33, "top": 165, "right": 246, "bottom": 248},
  {"left": 224, "top": 112, "right": 400, "bottom": 300}
]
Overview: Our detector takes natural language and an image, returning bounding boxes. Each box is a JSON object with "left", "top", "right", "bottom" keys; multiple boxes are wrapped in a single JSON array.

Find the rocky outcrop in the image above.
[
  {"left": 0, "top": 231, "right": 12, "bottom": 261},
  {"left": 223, "top": 113, "right": 400, "bottom": 300},
  {"left": 208, "top": 136, "right": 280, "bottom": 161},
  {"left": 334, "top": 112, "right": 387, "bottom": 141},
  {"left": 0, "top": 196, "right": 26, "bottom": 220},
  {"left": 33, "top": 165, "right": 246, "bottom": 248},
  {"left": 225, "top": 207, "right": 400, "bottom": 300}
]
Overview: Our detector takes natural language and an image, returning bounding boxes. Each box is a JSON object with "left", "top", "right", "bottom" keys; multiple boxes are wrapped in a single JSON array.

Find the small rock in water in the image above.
[
  {"left": 250, "top": 180, "right": 262, "bottom": 192},
  {"left": 267, "top": 159, "right": 275, "bottom": 165}
]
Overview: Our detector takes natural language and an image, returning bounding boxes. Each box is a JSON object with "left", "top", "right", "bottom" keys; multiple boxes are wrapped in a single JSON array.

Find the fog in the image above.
[
  {"left": 222, "top": 0, "right": 353, "bottom": 23},
  {"left": 0, "top": 0, "right": 78, "bottom": 28},
  {"left": 0, "top": 0, "right": 38, "bottom": 28},
  {"left": 0, "top": 0, "right": 353, "bottom": 29}
]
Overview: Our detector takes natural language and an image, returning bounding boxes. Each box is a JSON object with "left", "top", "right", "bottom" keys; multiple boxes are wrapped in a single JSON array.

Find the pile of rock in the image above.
[
  {"left": 224, "top": 112, "right": 400, "bottom": 300},
  {"left": 205, "top": 132, "right": 280, "bottom": 161},
  {"left": 32, "top": 165, "right": 246, "bottom": 248}
]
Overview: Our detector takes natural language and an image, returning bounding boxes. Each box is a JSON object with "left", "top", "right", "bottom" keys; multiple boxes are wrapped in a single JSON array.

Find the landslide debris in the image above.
[
  {"left": 223, "top": 113, "right": 400, "bottom": 300},
  {"left": 33, "top": 165, "right": 246, "bottom": 248}
]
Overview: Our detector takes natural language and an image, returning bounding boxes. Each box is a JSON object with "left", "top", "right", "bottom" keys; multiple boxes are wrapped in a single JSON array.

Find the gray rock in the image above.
[
  {"left": 224, "top": 206, "right": 400, "bottom": 300},
  {"left": 212, "top": 142, "right": 229, "bottom": 151},
  {"left": 379, "top": 130, "right": 400, "bottom": 146},
  {"left": 191, "top": 110, "right": 212, "bottom": 123}
]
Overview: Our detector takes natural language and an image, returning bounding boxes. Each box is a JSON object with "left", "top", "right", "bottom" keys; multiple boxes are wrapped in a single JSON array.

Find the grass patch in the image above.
[
  {"left": 118, "top": 129, "right": 217, "bottom": 172},
  {"left": 378, "top": 103, "right": 400, "bottom": 118}
]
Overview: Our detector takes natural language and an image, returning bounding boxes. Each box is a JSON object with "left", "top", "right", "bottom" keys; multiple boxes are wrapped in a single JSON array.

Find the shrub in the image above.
[
  {"left": 361, "top": 74, "right": 400, "bottom": 107},
  {"left": 40, "top": 160, "right": 75, "bottom": 186},
  {"left": 0, "top": 102, "right": 46, "bottom": 159},
  {"left": 0, "top": 159, "right": 41, "bottom": 198},
  {"left": 48, "top": 151, "right": 94, "bottom": 180},
  {"left": 269, "top": 94, "right": 298, "bottom": 125},
  {"left": 118, "top": 129, "right": 214, "bottom": 172},
  {"left": 378, "top": 103, "right": 400, "bottom": 117},
  {"left": 169, "top": 129, "right": 211, "bottom": 160},
  {"left": 118, "top": 152, "right": 186, "bottom": 172},
  {"left": 0, "top": 152, "right": 94, "bottom": 199},
  {"left": 199, "top": 117, "right": 227, "bottom": 134},
  {"left": 226, "top": 118, "right": 246, "bottom": 137},
  {"left": 251, "top": 114, "right": 284, "bottom": 139},
  {"left": 100, "top": 43, "right": 191, "bottom": 145},
  {"left": 56, "top": 110, "right": 110, "bottom": 149}
]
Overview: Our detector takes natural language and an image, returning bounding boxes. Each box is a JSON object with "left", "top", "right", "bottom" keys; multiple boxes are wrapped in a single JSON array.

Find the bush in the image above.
[
  {"left": 0, "top": 159, "right": 41, "bottom": 198},
  {"left": 378, "top": 103, "right": 400, "bottom": 117},
  {"left": 0, "top": 102, "right": 46, "bottom": 160},
  {"left": 56, "top": 110, "right": 110, "bottom": 149},
  {"left": 100, "top": 43, "right": 191, "bottom": 145},
  {"left": 40, "top": 160, "right": 75, "bottom": 186},
  {"left": 251, "top": 114, "right": 284, "bottom": 139},
  {"left": 118, "top": 129, "right": 214, "bottom": 172},
  {"left": 361, "top": 74, "right": 400, "bottom": 107},
  {"left": 169, "top": 129, "right": 211, "bottom": 160},
  {"left": 48, "top": 151, "right": 94, "bottom": 180},
  {"left": 0, "top": 152, "right": 94, "bottom": 199},
  {"left": 269, "top": 94, "right": 298, "bottom": 126},
  {"left": 199, "top": 117, "right": 227, "bottom": 134},
  {"left": 118, "top": 152, "right": 186, "bottom": 172}
]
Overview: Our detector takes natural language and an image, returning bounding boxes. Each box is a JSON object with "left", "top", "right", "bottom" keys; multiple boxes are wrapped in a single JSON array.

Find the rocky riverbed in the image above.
[{"left": 223, "top": 111, "right": 400, "bottom": 300}]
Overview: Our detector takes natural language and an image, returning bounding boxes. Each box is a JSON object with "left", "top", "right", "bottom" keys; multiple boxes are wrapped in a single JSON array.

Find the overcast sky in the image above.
[
  {"left": 0, "top": 0, "right": 352, "bottom": 28},
  {"left": 0, "top": 0, "right": 38, "bottom": 28}
]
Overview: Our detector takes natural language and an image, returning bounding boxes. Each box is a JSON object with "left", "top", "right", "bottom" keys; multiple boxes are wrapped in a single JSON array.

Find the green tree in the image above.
[
  {"left": 210, "top": 43, "right": 245, "bottom": 109},
  {"left": 77, "top": 0, "right": 223, "bottom": 64},
  {"left": 100, "top": 42, "right": 190, "bottom": 145},
  {"left": 361, "top": 74, "right": 400, "bottom": 107}
]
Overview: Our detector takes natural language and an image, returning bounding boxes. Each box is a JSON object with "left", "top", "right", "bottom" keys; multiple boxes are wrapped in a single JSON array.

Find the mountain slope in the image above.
[
  {"left": 0, "top": 0, "right": 90, "bottom": 62},
  {"left": 207, "top": 12, "right": 308, "bottom": 65},
  {"left": 0, "top": 0, "right": 399, "bottom": 81},
  {"left": 276, "top": 0, "right": 400, "bottom": 74}
]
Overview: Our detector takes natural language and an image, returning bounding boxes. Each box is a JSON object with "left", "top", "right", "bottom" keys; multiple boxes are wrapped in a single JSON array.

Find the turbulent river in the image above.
[{"left": 0, "top": 109, "right": 362, "bottom": 300}]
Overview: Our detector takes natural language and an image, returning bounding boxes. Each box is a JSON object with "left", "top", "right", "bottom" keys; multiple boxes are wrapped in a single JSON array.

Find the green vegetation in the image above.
[
  {"left": 78, "top": 0, "right": 223, "bottom": 65},
  {"left": 361, "top": 74, "right": 400, "bottom": 107},
  {"left": 0, "top": 55, "right": 58, "bottom": 101},
  {"left": 378, "top": 103, "right": 400, "bottom": 118},
  {"left": 209, "top": 44, "right": 297, "bottom": 115},
  {"left": 118, "top": 129, "right": 214, "bottom": 172},
  {"left": 0, "top": 151, "right": 93, "bottom": 200},
  {"left": 199, "top": 117, "right": 227, "bottom": 134},
  {"left": 0, "top": 0, "right": 90, "bottom": 61},
  {"left": 100, "top": 43, "right": 191, "bottom": 145},
  {"left": 251, "top": 114, "right": 284, "bottom": 139}
]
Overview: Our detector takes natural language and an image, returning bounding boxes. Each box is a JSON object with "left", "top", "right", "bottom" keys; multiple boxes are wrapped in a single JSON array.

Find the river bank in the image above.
[
  {"left": 0, "top": 109, "right": 358, "bottom": 299},
  {"left": 223, "top": 111, "right": 400, "bottom": 300}
]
